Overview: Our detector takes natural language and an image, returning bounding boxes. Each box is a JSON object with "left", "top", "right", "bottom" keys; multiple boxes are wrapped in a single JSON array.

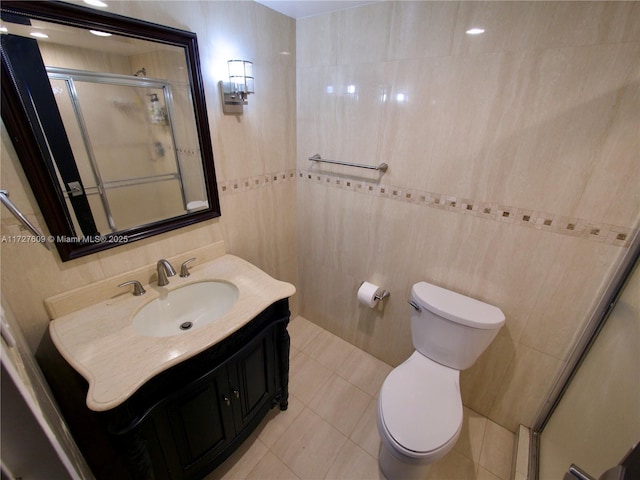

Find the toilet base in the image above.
[{"left": 378, "top": 441, "right": 432, "bottom": 480}]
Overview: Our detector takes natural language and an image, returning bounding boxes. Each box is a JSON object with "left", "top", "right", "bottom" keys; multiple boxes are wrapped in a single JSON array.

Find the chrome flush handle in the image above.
[{"left": 407, "top": 299, "right": 422, "bottom": 312}]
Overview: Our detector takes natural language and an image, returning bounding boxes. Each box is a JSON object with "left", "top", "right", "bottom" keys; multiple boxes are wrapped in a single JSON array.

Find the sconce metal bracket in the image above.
[{"left": 219, "top": 81, "right": 247, "bottom": 115}]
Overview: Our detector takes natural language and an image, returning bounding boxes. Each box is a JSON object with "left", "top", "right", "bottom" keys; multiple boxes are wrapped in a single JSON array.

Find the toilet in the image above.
[{"left": 377, "top": 281, "right": 505, "bottom": 479}]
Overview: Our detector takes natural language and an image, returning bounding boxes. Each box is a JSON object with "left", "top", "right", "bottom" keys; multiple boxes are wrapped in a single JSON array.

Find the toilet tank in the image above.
[{"left": 410, "top": 282, "right": 505, "bottom": 370}]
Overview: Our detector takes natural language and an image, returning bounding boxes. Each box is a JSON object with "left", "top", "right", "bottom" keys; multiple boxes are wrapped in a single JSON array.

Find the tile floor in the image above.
[{"left": 206, "top": 316, "right": 515, "bottom": 480}]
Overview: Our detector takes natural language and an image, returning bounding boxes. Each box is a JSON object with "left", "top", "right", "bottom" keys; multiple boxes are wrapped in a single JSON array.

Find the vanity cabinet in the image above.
[{"left": 37, "top": 299, "right": 290, "bottom": 480}]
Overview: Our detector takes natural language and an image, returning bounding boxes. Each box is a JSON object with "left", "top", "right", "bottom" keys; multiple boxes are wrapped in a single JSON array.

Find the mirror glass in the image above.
[{"left": 1, "top": 2, "right": 220, "bottom": 261}]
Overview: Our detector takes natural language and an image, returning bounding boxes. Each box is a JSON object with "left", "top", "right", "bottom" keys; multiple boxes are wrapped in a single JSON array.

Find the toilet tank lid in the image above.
[{"left": 412, "top": 282, "right": 505, "bottom": 329}]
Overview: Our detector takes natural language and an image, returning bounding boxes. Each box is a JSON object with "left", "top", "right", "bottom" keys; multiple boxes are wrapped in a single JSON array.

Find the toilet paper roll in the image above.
[{"left": 358, "top": 281, "right": 383, "bottom": 308}]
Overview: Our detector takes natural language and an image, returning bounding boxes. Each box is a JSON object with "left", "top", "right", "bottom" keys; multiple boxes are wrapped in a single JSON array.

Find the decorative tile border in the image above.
[
  {"left": 298, "top": 169, "right": 635, "bottom": 248},
  {"left": 217, "top": 169, "right": 297, "bottom": 195}
]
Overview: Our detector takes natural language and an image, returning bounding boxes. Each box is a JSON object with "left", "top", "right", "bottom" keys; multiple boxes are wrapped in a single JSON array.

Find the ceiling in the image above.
[{"left": 254, "top": 0, "right": 378, "bottom": 19}]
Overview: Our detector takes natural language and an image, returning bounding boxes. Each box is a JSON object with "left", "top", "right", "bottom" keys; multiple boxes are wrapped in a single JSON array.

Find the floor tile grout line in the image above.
[
  {"left": 264, "top": 405, "right": 314, "bottom": 479},
  {"left": 320, "top": 434, "right": 355, "bottom": 480},
  {"left": 306, "top": 374, "right": 374, "bottom": 438},
  {"left": 288, "top": 317, "right": 514, "bottom": 480}
]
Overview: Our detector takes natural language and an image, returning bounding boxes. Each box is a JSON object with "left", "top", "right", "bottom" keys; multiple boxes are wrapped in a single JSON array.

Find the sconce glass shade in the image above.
[
  {"left": 227, "top": 60, "right": 254, "bottom": 95},
  {"left": 220, "top": 60, "right": 254, "bottom": 114}
]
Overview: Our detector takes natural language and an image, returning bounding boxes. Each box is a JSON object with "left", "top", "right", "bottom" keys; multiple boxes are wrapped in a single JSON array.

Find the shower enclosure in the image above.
[
  {"left": 47, "top": 67, "right": 189, "bottom": 235},
  {"left": 531, "top": 232, "right": 640, "bottom": 479}
]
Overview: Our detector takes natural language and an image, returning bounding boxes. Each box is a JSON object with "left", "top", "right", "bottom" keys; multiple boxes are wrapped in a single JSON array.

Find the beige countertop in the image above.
[{"left": 48, "top": 254, "right": 295, "bottom": 412}]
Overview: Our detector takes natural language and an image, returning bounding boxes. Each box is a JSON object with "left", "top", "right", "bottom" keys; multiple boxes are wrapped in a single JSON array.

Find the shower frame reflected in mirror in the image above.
[{"left": 0, "top": 0, "right": 220, "bottom": 261}]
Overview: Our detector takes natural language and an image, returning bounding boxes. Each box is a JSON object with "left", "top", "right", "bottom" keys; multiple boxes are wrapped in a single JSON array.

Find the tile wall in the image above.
[
  {"left": 296, "top": 1, "right": 639, "bottom": 432},
  {"left": 1, "top": 0, "right": 638, "bottom": 442},
  {"left": 0, "top": 1, "right": 297, "bottom": 351}
]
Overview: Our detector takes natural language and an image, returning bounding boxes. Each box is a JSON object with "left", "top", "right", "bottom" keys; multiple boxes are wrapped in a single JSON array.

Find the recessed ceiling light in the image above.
[
  {"left": 30, "top": 32, "right": 49, "bottom": 39},
  {"left": 84, "top": 0, "right": 108, "bottom": 7},
  {"left": 466, "top": 28, "right": 485, "bottom": 35},
  {"left": 90, "top": 30, "right": 112, "bottom": 37}
]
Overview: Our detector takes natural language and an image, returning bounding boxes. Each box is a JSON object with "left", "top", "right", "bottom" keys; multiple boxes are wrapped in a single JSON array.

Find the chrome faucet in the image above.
[{"left": 156, "top": 259, "right": 176, "bottom": 286}]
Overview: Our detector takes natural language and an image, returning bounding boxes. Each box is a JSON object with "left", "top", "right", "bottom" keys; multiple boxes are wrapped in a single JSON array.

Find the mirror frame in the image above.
[{"left": 1, "top": 0, "right": 220, "bottom": 261}]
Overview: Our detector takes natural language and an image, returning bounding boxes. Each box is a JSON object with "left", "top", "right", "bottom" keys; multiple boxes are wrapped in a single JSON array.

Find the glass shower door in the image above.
[
  {"left": 536, "top": 253, "right": 640, "bottom": 479},
  {"left": 49, "top": 70, "right": 187, "bottom": 233}
]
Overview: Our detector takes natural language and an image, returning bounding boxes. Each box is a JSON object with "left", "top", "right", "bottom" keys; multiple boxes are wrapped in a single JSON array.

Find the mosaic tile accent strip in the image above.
[
  {"left": 218, "top": 169, "right": 297, "bottom": 195},
  {"left": 298, "top": 169, "right": 635, "bottom": 248},
  {"left": 176, "top": 145, "right": 200, "bottom": 157}
]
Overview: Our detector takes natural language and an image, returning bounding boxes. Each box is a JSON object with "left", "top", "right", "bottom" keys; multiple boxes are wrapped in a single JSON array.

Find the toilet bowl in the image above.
[
  {"left": 377, "top": 352, "right": 463, "bottom": 479},
  {"left": 376, "top": 281, "right": 505, "bottom": 479}
]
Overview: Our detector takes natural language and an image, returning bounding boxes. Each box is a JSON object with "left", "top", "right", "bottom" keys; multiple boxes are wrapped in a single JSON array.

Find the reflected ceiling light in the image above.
[
  {"left": 347, "top": 84, "right": 356, "bottom": 94},
  {"left": 84, "top": 0, "right": 108, "bottom": 7},
  {"left": 30, "top": 32, "right": 49, "bottom": 39},
  {"left": 396, "top": 93, "right": 407, "bottom": 103},
  {"left": 89, "top": 30, "right": 112, "bottom": 37},
  {"left": 0, "top": 26, "right": 8, "bottom": 33},
  {"left": 219, "top": 60, "right": 254, "bottom": 115},
  {"left": 465, "top": 28, "right": 485, "bottom": 35}
]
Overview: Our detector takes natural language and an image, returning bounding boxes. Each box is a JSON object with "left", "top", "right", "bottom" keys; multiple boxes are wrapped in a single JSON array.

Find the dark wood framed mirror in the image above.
[{"left": 1, "top": 1, "right": 220, "bottom": 261}]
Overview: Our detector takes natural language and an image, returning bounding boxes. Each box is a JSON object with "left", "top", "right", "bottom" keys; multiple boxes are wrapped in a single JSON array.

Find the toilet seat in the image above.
[{"left": 378, "top": 352, "right": 463, "bottom": 460}]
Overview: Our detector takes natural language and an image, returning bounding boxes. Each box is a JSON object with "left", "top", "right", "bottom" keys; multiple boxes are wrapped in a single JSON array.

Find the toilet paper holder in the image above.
[
  {"left": 359, "top": 281, "right": 390, "bottom": 301},
  {"left": 375, "top": 289, "right": 390, "bottom": 301}
]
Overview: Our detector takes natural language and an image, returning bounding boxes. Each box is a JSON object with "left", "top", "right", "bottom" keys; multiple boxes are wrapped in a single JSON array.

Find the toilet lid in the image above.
[
  {"left": 412, "top": 282, "right": 505, "bottom": 329},
  {"left": 380, "top": 354, "right": 462, "bottom": 454}
]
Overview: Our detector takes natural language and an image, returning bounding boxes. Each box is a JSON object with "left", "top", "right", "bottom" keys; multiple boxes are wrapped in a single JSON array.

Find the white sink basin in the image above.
[{"left": 133, "top": 281, "right": 239, "bottom": 337}]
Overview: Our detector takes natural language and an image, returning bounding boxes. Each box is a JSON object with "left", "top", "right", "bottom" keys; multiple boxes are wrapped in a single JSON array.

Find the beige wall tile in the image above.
[
  {"left": 338, "top": 2, "right": 394, "bottom": 65},
  {"left": 460, "top": 329, "right": 517, "bottom": 417},
  {"left": 386, "top": 1, "right": 459, "bottom": 60},
  {"left": 519, "top": 237, "right": 624, "bottom": 360},
  {"left": 490, "top": 344, "right": 564, "bottom": 431},
  {"left": 296, "top": 0, "right": 638, "bottom": 433},
  {"left": 296, "top": 12, "right": 339, "bottom": 68},
  {"left": 1, "top": 0, "right": 297, "bottom": 352},
  {"left": 4, "top": 1, "right": 638, "bottom": 451}
]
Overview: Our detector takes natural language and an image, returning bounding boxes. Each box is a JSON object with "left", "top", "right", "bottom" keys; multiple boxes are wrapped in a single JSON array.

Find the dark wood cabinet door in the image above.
[
  {"left": 149, "top": 367, "right": 235, "bottom": 479},
  {"left": 229, "top": 326, "right": 277, "bottom": 428}
]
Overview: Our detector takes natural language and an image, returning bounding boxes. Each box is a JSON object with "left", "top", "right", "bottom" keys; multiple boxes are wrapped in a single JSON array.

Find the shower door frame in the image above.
[
  {"left": 529, "top": 228, "right": 640, "bottom": 479},
  {"left": 47, "top": 66, "right": 186, "bottom": 233}
]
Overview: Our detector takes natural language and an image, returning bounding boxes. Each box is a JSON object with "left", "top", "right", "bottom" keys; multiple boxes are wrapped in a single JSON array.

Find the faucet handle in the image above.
[
  {"left": 180, "top": 257, "right": 196, "bottom": 278},
  {"left": 118, "top": 280, "right": 146, "bottom": 296}
]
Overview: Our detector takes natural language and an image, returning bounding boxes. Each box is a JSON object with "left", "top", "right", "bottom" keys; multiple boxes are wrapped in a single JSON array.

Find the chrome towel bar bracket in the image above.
[
  {"left": 0, "top": 189, "right": 53, "bottom": 250},
  {"left": 308, "top": 154, "right": 388, "bottom": 173}
]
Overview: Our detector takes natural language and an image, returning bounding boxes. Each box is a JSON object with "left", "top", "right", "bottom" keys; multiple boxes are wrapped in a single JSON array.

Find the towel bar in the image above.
[
  {"left": 0, "top": 190, "right": 52, "bottom": 250},
  {"left": 308, "top": 154, "right": 388, "bottom": 173}
]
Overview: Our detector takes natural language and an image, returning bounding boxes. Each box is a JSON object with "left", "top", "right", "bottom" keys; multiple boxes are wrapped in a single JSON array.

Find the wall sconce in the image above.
[{"left": 219, "top": 60, "right": 254, "bottom": 114}]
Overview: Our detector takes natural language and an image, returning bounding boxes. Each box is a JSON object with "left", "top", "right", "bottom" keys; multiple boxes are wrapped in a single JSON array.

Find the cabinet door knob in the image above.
[
  {"left": 233, "top": 389, "right": 240, "bottom": 399},
  {"left": 223, "top": 395, "right": 231, "bottom": 406}
]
